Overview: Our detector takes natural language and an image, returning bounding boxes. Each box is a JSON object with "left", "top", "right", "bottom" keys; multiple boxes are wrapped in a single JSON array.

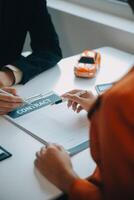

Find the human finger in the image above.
[
  {"left": 67, "top": 100, "right": 73, "bottom": 108},
  {"left": 62, "top": 89, "right": 81, "bottom": 98},
  {"left": 76, "top": 105, "right": 83, "bottom": 113},
  {"left": 0, "top": 107, "right": 15, "bottom": 114},
  {"left": 0, "top": 111, "right": 8, "bottom": 115},
  {"left": 3, "top": 87, "right": 18, "bottom": 96},
  {"left": 36, "top": 151, "right": 41, "bottom": 159},
  {"left": 71, "top": 101, "right": 78, "bottom": 112},
  {"left": 34, "top": 159, "right": 39, "bottom": 167},
  {"left": 0, "top": 93, "right": 23, "bottom": 103},
  {"left": 40, "top": 146, "right": 47, "bottom": 155},
  {"left": 0, "top": 101, "right": 22, "bottom": 109},
  {"left": 64, "top": 94, "right": 82, "bottom": 105},
  {"left": 45, "top": 143, "right": 64, "bottom": 154},
  {"left": 51, "top": 143, "right": 65, "bottom": 151}
]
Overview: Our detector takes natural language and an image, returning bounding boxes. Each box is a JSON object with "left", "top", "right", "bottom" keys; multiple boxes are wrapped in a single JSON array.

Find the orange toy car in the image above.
[{"left": 74, "top": 50, "right": 101, "bottom": 78}]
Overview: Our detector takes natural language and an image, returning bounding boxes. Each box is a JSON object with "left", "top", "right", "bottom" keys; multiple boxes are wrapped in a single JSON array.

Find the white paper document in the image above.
[{"left": 6, "top": 92, "right": 89, "bottom": 151}]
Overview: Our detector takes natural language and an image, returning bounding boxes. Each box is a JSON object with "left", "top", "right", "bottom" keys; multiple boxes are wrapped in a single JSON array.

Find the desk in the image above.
[{"left": 0, "top": 47, "right": 134, "bottom": 200}]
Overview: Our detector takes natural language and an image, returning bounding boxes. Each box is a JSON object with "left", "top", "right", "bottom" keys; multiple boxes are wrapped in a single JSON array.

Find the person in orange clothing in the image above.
[
  {"left": 34, "top": 1, "right": 134, "bottom": 199},
  {"left": 35, "top": 66, "right": 134, "bottom": 200}
]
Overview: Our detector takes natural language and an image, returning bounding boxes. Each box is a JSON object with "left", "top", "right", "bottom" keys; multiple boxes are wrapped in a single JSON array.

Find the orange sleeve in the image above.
[
  {"left": 69, "top": 179, "right": 102, "bottom": 200},
  {"left": 88, "top": 67, "right": 134, "bottom": 199},
  {"left": 70, "top": 67, "right": 134, "bottom": 200}
]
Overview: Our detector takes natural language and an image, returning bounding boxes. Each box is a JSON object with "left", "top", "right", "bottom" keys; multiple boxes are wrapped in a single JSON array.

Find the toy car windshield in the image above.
[{"left": 79, "top": 56, "right": 95, "bottom": 64}]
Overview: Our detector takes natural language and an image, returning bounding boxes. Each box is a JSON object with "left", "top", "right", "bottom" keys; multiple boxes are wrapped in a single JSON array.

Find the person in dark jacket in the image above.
[
  {"left": 0, "top": 0, "right": 62, "bottom": 87},
  {"left": 0, "top": 0, "right": 62, "bottom": 115}
]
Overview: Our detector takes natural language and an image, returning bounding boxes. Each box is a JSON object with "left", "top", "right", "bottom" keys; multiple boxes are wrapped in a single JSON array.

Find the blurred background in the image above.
[{"left": 24, "top": 0, "right": 134, "bottom": 57}]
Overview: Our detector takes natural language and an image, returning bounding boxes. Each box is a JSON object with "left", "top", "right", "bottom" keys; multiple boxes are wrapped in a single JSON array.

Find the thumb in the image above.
[{"left": 3, "top": 87, "right": 17, "bottom": 96}]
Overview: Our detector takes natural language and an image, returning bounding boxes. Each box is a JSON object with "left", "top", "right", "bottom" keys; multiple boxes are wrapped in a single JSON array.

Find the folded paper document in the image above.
[{"left": 6, "top": 91, "right": 89, "bottom": 154}]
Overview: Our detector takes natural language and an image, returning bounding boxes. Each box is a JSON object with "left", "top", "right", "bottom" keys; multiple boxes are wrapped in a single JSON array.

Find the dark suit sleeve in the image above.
[{"left": 12, "top": 0, "right": 62, "bottom": 84}]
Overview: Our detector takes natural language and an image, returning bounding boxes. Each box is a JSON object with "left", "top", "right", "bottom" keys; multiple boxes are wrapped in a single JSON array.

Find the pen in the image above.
[
  {"left": 53, "top": 90, "right": 87, "bottom": 105},
  {"left": 25, "top": 92, "right": 54, "bottom": 103},
  {"left": 0, "top": 89, "right": 29, "bottom": 105}
]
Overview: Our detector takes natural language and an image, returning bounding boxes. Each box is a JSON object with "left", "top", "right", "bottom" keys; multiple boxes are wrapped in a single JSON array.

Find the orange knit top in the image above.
[{"left": 70, "top": 67, "right": 134, "bottom": 200}]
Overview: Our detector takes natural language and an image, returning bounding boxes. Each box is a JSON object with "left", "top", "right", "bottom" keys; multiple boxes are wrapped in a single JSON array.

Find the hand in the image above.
[
  {"left": 0, "top": 87, "right": 23, "bottom": 115},
  {"left": 35, "top": 144, "right": 79, "bottom": 193},
  {"left": 62, "top": 89, "right": 97, "bottom": 113},
  {"left": 0, "top": 70, "right": 15, "bottom": 87}
]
